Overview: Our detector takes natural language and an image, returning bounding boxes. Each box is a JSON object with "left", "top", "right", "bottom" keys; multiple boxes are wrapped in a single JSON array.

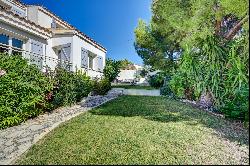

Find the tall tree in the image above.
[{"left": 135, "top": 0, "right": 249, "bottom": 70}]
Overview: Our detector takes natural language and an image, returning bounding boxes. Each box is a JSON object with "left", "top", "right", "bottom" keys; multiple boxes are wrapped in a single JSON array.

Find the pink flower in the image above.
[{"left": 0, "top": 69, "right": 6, "bottom": 76}]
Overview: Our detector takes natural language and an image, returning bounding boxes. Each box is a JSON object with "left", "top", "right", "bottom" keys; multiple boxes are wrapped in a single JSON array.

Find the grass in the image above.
[
  {"left": 112, "top": 84, "right": 157, "bottom": 90},
  {"left": 17, "top": 96, "right": 249, "bottom": 165}
]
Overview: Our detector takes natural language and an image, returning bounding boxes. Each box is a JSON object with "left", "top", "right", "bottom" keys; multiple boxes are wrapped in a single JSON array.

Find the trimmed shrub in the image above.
[
  {"left": 92, "top": 78, "right": 111, "bottom": 96},
  {"left": 0, "top": 54, "right": 54, "bottom": 129},
  {"left": 52, "top": 68, "right": 93, "bottom": 108}
]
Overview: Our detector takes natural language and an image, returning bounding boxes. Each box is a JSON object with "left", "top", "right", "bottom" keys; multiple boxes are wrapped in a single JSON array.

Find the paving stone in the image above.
[
  {"left": 4, "top": 140, "right": 14, "bottom": 147},
  {"left": 16, "top": 136, "right": 32, "bottom": 144},
  {"left": 28, "top": 125, "right": 45, "bottom": 132},
  {"left": 3, "top": 146, "right": 15, "bottom": 154},
  {"left": 4, "top": 130, "right": 23, "bottom": 139}
]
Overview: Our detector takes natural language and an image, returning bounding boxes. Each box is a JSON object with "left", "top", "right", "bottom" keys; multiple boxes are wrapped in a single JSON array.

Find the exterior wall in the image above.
[
  {"left": 0, "top": 21, "right": 47, "bottom": 50},
  {"left": 27, "top": 6, "right": 38, "bottom": 24},
  {"left": 72, "top": 35, "right": 106, "bottom": 78},
  {"left": 117, "top": 70, "right": 137, "bottom": 81},
  {"left": 1, "top": 1, "right": 106, "bottom": 78},
  {"left": 0, "top": 8, "right": 51, "bottom": 39},
  {"left": 27, "top": 6, "right": 53, "bottom": 29},
  {"left": 37, "top": 9, "right": 53, "bottom": 29},
  {"left": 49, "top": 35, "right": 73, "bottom": 70},
  {"left": 0, "top": 0, "right": 26, "bottom": 17}
]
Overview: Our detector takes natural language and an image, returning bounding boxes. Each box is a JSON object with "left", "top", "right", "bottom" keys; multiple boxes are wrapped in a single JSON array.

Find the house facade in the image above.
[
  {"left": 0, "top": 0, "right": 106, "bottom": 78},
  {"left": 117, "top": 64, "right": 147, "bottom": 84}
]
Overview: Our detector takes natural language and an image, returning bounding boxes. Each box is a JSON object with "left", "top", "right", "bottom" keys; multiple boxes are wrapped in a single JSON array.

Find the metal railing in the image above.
[{"left": 0, "top": 43, "right": 73, "bottom": 71}]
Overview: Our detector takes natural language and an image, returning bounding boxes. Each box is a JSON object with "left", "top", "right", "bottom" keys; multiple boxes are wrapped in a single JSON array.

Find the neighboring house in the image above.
[
  {"left": 0, "top": 0, "right": 106, "bottom": 78},
  {"left": 117, "top": 64, "right": 147, "bottom": 84}
]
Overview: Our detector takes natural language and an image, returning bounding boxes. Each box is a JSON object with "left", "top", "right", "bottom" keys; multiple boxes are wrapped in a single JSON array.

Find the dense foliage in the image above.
[
  {"left": 135, "top": 0, "right": 249, "bottom": 121},
  {"left": 92, "top": 78, "right": 111, "bottom": 96},
  {"left": 0, "top": 55, "right": 94, "bottom": 129},
  {"left": 148, "top": 72, "right": 165, "bottom": 88},
  {"left": 103, "top": 58, "right": 121, "bottom": 82},
  {"left": 0, "top": 54, "right": 54, "bottom": 129},
  {"left": 119, "top": 59, "right": 134, "bottom": 70},
  {"left": 52, "top": 68, "right": 93, "bottom": 108}
]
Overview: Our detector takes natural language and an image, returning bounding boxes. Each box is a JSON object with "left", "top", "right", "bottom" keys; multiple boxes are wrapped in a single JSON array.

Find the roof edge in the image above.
[{"left": 26, "top": 4, "right": 107, "bottom": 52}]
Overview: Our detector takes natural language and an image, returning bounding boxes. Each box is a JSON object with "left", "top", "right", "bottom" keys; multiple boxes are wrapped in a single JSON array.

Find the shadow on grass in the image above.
[{"left": 89, "top": 96, "right": 249, "bottom": 146}]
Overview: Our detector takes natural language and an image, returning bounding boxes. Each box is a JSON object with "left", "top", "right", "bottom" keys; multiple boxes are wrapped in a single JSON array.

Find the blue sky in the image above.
[{"left": 23, "top": 0, "right": 152, "bottom": 65}]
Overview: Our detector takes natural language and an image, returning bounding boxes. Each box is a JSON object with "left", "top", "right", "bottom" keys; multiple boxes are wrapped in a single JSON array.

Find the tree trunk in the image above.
[
  {"left": 198, "top": 90, "right": 214, "bottom": 109},
  {"left": 225, "top": 15, "right": 249, "bottom": 40}
]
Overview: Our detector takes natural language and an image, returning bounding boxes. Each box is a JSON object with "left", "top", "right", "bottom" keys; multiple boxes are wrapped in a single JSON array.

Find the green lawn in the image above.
[
  {"left": 112, "top": 85, "right": 157, "bottom": 90},
  {"left": 17, "top": 96, "right": 249, "bottom": 165}
]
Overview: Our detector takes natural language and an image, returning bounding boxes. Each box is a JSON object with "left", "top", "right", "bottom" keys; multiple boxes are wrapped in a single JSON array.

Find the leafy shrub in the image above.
[
  {"left": 92, "top": 78, "right": 111, "bottom": 95},
  {"left": 73, "top": 71, "right": 93, "bottom": 102},
  {"left": 160, "top": 76, "right": 173, "bottom": 96},
  {"left": 221, "top": 85, "right": 249, "bottom": 121},
  {"left": 169, "top": 36, "right": 249, "bottom": 121},
  {"left": 148, "top": 72, "right": 165, "bottom": 88},
  {"left": 103, "top": 58, "right": 121, "bottom": 82},
  {"left": 0, "top": 54, "right": 54, "bottom": 129},
  {"left": 52, "top": 68, "right": 92, "bottom": 107},
  {"left": 169, "top": 73, "right": 186, "bottom": 98}
]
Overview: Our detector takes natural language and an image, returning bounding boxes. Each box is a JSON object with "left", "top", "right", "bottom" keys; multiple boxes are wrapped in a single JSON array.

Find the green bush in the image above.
[
  {"left": 52, "top": 68, "right": 93, "bottom": 107},
  {"left": 221, "top": 85, "right": 249, "bottom": 121},
  {"left": 148, "top": 72, "right": 165, "bottom": 88},
  {"left": 103, "top": 58, "right": 121, "bottom": 82},
  {"left": 169, "top": 73, "right": 186, "bottom": 98},
  {"left": 0, "top": 54, "right": 54, "bottom": 129},
  {"left": 160, "top": 76, "right": 173, "bottom": 96},
  {"left": 92, "top": 78, "right": 111, "bottom": 96}
]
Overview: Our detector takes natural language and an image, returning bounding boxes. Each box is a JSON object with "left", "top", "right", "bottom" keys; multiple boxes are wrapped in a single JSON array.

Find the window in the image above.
[
  {"left": 89, "top": 56, "right": 94, "bottom": 70},
  {"left": 97, "top": 56, "right": 103, "bottom": 72},
  {"left": 0, "top": 34, "right": 9, "bottom": 45},
  {"left": 88, "top": 51, "right": 97, "bottom": 70},
  {"left": 12, "top": 38, "right": 23, "bottom": 49},
  {"left": 11, "top": 7, "right": 26, "bottom": 17}
]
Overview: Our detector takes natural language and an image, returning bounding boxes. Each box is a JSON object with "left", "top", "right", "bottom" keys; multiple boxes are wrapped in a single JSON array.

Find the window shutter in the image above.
[
  {"left": 61, "top": 46, "right": 71, "bottom": 62},
  {"left": 81, "top": 48, "right": 88, "bottom": 68},
  {"left": 31, "top": 41, "right": 43, "bottom": 55},
  {"left": 98, "top": 56, "right": 103, "bottom": 72},
  {"left": 30, "top": 40, "right": 43, "bottom": 69}
]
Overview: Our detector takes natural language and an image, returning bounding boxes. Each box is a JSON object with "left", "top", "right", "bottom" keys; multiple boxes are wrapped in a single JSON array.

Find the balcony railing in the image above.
[{"left": 0, "top": 43, "right": 73, "bottom": 71}]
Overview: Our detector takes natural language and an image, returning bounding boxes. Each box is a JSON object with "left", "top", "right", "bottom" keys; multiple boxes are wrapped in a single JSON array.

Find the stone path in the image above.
[{"left": 0, "top": 89, "right": 123, "bottom": 165}]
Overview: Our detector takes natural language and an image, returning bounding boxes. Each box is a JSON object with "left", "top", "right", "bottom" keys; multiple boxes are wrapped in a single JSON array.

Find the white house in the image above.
[
  {"left": 117, "top": 64, "right": 148, "bottom": 84},
  {"left": 0, "top": 0, "right": 106, "bottom": 78}
]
